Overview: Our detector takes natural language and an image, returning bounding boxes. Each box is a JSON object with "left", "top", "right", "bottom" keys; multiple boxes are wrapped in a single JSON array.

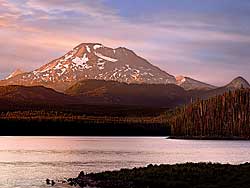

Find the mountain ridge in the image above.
[
  {"left": 226, "top": 76, "right": 250, "bottom": 89},
  {"left": 0, "top": 43, "right": 177, "bottom": 91},
  {"left": 193, "top": 76, "right": 250, "bottom": 99},
  {"left": 176, "top": 75, "right": 216, "bottom": 90},
  {"left": 6, "top": 69, "right": 26, "bottom": 80},
  {"left": 0, "top": 76, "right": 249, "bottom": 108},
  {"left": 1, "top": 43, "right": 249, "bottom": 93},
  {"left": 66, "top": 79, "right": 189, "bottom": 107},
  {"left": 0, "top": 85, "right": 76, "bottom": 104}
]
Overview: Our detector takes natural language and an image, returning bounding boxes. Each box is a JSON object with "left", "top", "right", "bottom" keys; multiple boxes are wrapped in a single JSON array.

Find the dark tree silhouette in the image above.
[{"left": 170, "top": 89, "right": 250, "bottom": 139}]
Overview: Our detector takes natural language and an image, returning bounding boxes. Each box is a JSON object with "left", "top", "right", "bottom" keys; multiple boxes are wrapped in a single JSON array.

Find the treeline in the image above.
[
  {"left": 0, "top": 102, "right": 168, "bottom": 117},
  {"left": 170, "top": 89, "right": 250, "bottom": 139},
  {"left": 0, "top": 110, "right": 170, "bottom": 136}
]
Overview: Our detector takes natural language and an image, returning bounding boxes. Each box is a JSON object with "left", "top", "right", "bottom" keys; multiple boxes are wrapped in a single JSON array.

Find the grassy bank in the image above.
[{"left": 68, "top": 162, "right": 250, "bottom": 188}]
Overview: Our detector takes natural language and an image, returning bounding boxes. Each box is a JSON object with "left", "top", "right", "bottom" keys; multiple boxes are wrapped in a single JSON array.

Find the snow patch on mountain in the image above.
[
  {"left": 54, "top": 63, "right": 63, "bottom": 70},
  {"left": 72, "top": 53, "right": 89, "bottom": 67},
  {"left": 94, "top": 52, "right": 118, "bottom": 62},
  {"left": 176, "top": 76, "right": 186, "bottom": 85},
  {"left": 93, "top": 44, "right": 102, "bottom": 50},
  {"left": 176, "top": 75, "right": 216, "bottom": 90},
  {"left": 86, "top": 45, "right": 91, "bottom": 53},
  {"left": 64, "top": 54, "right": 74, "bottom": 61}
]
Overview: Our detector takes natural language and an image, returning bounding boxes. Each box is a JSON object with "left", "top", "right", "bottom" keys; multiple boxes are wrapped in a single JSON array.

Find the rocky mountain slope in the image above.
[
  {"left": 1, "top": 43, "right": 177, "bottom": 91},
  {"left": 176, "top": 76, "right": 216, "bottom": 90},
  {"left": 5, "top": 69, "right": 26, "bottom": 80},
  {"left": 2, "top": 43, "right": 249, "bottom": 93}
]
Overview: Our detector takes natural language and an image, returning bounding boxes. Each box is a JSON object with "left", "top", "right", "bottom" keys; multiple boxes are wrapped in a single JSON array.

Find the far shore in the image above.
[{"left": 168, "top": 136, "right": 250, "bottom": 140}]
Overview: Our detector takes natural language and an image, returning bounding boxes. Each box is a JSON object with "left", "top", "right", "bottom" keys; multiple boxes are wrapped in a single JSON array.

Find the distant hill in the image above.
[
  {"left": 0, "top": 84, "right": 176, "bottom": 118},
  {"left": 66, "top": 79, "right": 190, "bottom": 107},
  {"left": 226, "top": 76, "right": 250, "bottom": 89},
  {"left": 0, "top": 81, "right": 189, "bottom": 110},
  {"left": 195, "top": 76, "right": 250, "bottom": 99},
  {"left": 0, "top": 76, "right": 249, "bottom": 110},
  {"left": 0, "top": 85, "right": 76, "bottom": 105}
]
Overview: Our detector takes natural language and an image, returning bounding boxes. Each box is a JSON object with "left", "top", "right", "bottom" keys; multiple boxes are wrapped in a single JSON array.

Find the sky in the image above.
[{"left": 0, "top": 0, "right": 250, "bottom": 86}]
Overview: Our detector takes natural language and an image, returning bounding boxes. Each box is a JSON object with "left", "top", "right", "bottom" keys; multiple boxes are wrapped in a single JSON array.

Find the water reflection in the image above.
[{"left": 0, "top": 137, "right": 249, "bottom": 188}]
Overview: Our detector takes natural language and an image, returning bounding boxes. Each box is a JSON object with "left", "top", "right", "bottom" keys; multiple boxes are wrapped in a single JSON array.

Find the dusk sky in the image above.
[{"left": 1, "top": 0, "right": 250, "bottom": 86}]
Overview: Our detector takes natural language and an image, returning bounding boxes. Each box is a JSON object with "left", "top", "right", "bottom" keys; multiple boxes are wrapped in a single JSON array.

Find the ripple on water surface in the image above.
[{"left": 0, "top": 137, "right": 250, "bottom": 188}]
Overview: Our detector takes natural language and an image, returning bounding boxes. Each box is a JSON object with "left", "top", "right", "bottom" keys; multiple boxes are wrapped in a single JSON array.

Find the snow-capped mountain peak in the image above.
[
  {"left": 3, "top": 43, "right": 176, "bottom": 91},
  {"left": 175, "top": 75, "right": 216, "bottom": 90}
]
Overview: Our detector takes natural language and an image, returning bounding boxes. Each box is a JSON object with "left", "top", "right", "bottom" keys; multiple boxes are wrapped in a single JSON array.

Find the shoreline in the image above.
[{"left": 62, "top": 162, "right": 250, "bottom": 188}]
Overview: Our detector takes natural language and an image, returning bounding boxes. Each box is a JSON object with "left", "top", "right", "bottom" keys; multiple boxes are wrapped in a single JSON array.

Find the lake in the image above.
[{"left": 0, "top": 136, "right": 250, "bottom": 188}]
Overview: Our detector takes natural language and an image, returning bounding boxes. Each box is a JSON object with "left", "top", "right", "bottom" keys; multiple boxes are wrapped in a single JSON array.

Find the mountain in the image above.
[
  {"left": 0, "top": 43, "right": 177, "bottom": 91},
  {"left": 0, "top": 77, "right": 248, "bottom": 110},
  {"left": 0, "top": 85, "right": 172, "bottom": 117},
  {"left": 66, "top": 79, "right": 190, "bottom": 107},
  {"left": 6, "top": 69, "right": 26, "bottom": 80},
  {"left": 0, "top": 85, "right": 76, "bottom": 105},
  {"left": 1, "top": 42, "right": 248, "bottom": 93},
  {"left": 194, "top": 76, "right": 250, "bottom": 99},
  {"left": 0, "top": 80, "right": 190, "bottom": 109},
  {"left": 176, "top": 76, "right": 216, "bottom": 90},
  {"left": 225, "top": 76, "right": 250, "bottom": 89}
]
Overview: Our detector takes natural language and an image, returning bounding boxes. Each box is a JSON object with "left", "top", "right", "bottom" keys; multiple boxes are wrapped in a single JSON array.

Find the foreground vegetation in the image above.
[
  {"left": 170, "top": 89, "right": 250, "bottom": 139},
  {"left": 67, "top": 163, "right": 250, "bottom": 188}
]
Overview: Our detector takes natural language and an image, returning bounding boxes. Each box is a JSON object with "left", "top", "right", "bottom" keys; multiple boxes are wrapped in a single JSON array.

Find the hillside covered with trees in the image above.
[{"left": 170, "top": 88, "right": 250, "bottom": 139}]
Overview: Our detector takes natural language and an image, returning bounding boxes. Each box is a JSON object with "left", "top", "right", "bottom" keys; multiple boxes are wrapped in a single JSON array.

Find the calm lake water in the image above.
[{"left": 0, "top": 136, "right": 250, "bottom": 188}]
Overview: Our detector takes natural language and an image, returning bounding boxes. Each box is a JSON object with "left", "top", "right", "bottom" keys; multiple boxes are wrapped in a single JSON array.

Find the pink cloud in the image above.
[{"left": 0, "top": 0, "right": 249, "bottom": 85}]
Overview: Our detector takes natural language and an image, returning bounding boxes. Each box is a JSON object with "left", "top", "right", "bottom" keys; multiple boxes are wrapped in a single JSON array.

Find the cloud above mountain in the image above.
[{"left": 0, "top": 0, "right": 250, "bottom": 86}]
